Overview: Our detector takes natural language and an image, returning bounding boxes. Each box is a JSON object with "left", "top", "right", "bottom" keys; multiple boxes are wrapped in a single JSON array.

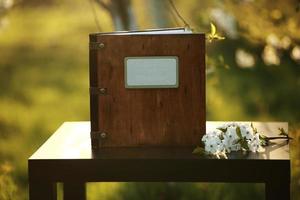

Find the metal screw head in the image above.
[
  {"left": 100, "top": 132, "right": 107, "bottom": 139},
  {"left": 98, "top": 43, "right": 105, "bottom": 48},
  {"left": 99, "top": 88, "right": 107, "bottom": 94}
]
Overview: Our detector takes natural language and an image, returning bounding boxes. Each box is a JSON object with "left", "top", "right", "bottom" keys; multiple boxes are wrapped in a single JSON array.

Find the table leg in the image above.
[
  {"left": 63, "top": 182, "right": 86, "bottom": 200},
  {"left": 265, "top": 181, "right": 290, "bottom": 200},
  {"left": 29, "top": 181, "right": 57, "bottom": 200}
]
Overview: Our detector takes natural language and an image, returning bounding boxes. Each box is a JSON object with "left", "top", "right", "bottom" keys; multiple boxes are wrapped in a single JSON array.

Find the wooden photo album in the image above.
[{"left": 89, "top": 28, "right": 205, "bottom": 149}]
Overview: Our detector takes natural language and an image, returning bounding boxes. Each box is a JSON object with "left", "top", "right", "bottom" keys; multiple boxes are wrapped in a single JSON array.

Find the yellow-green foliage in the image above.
[
  {"left": 0, "top": 162, "right": 17, "bottom": 200},
  {"left": 0, "top": 0, "right": 299, "bottom": 200},
  {"left": 0, "top": 2, "right": 93, "bottom": 199}
]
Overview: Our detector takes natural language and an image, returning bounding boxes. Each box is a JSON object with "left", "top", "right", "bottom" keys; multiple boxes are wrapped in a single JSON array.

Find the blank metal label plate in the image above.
[{"left": 125, "top": 56, "right": 179, "bottom": 88}]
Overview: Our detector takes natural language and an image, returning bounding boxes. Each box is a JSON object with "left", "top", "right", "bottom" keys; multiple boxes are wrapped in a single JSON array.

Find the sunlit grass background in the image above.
[{"left": 0, "top": 0, "right": 299, "bottom": 199}]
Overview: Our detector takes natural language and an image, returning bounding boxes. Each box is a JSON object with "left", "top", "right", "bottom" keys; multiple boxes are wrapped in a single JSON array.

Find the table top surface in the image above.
[{"left": 29, "top": 121, "right": 289, "bottom": 161}]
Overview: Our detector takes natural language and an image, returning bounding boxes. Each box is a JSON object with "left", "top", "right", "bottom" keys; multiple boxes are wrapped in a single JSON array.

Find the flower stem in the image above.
[{"left": 265, "top": 136, "right": 293, "bottom": 141}]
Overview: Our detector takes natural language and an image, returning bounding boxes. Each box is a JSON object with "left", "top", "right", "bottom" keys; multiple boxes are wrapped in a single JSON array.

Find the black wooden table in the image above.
[{"left": 28, "top": 121, "right": 290, "bottom": 200}]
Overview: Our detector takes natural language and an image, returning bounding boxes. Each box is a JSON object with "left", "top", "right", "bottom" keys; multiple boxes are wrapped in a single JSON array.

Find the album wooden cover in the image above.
[{"left": 89, "top": 28, "right": 205, "bottom": 149}]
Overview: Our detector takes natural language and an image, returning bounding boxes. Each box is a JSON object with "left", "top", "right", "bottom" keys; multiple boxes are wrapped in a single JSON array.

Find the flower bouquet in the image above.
[{"left": 193, "top": 122, "right": 291, "bottom": 158}]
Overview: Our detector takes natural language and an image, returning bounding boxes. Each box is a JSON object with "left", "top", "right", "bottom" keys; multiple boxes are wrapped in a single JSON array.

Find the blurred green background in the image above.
[{"left": 0, "top": 0, "right": 299, "bottom": 199}]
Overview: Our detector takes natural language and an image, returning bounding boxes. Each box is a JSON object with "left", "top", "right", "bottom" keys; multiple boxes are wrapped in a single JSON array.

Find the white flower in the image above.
[
  {"left": 202, "top": 130, "right": 222, "bottom": 142},
  {"left": 222, "top": 136, "right": 231, "bottom": 152},
  {"left": 201, "top": 122, "right": 264, "bottom": 156},
  {"left": 202, "top": 133, "right": 223, "bottom": 154},
  {"left": 204, "top": 138, "right": 219, "bottom": 154},
  {"left": 231, "top": 144, "right": 241, "bottom": 151},
  {"left": 225, "top": 126, "right": 239, "bottom": 141},
  {"left": 217, "top": 123, "right": 227, "bottom": 130},
  {"left": 201, "top": 134, "right": 209, "bottom": 142},
  {"left": 240, "top": 124, "right": 254, "bottom": 140},
  {"left": 211, "top": 129, "right": 223, "bottom": 136},
  {"left": 227, "top": 122, "right": 238, "bottom": 127},
  {"left": 222, "top": 138, "right": 240, "bottom": 153},
  {"left": 217, "top": 122, "right": 238, "bottom": 131},
  {"left": 248, "top": 133, "right": 261, "bottom": 152}
]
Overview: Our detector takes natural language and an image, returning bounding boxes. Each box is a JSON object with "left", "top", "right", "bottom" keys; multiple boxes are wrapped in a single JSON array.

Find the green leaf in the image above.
[
  {"left": 259, "top": 134, "right": 268, "bottom": 146},
  {"left": 260, "top": 139, "right": 267, "bottom": 146},
  {"left": 218, "top": 133, "right": 224, "bottom": 140},
  {"left": 217, "top": 128, "right": 227, "bottom": 133},
  {"left": 236, "top": 126, "right": 243, "bottom": 139},
  {"left": 278, "top": 127, "right": 288, "bottom": 136},
  {"left": 251, "top": 122, "right": 258, "bottom": 134},
  {"left": 214, "top": 35, "right": 225, "bottom": 40},
  {"left": 239, "top": 139, "right": 249, "bottom": 151},
  {"left": 206, "top": 22, "right": 225, "bottom": 43},
  {"left": 210, "top": 22, "right": 216, "bottom": 35},
  {"left": 192, "top": 146, "right": 206, "bottom": 155},
  {"left": 235, "top": 138, "right": 242, "bottom": 145},
  {"left": 259, "top": 134, "right": 267, "bottom": 140}
]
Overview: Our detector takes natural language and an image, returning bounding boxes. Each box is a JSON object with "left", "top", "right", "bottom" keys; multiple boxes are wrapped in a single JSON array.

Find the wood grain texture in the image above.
[
  {"left": 28, "top": 122, "right": 290, "bottom": 200},
  {"left": 89, "top": 35, "right": 100, "bottom": 149},
  {"left": 90, "top": 34, "right": 205, "bottom": 147}
]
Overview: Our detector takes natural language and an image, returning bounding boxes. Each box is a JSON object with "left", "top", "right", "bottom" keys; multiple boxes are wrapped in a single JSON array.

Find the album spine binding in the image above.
[{"left": 89, "top": 34, "right": 99, "bottom": 149}]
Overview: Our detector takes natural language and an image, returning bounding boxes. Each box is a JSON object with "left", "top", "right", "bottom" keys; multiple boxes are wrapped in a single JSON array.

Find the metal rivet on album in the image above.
[{"left": 100, "top": 132, "right": 107, "bottom": 139}]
